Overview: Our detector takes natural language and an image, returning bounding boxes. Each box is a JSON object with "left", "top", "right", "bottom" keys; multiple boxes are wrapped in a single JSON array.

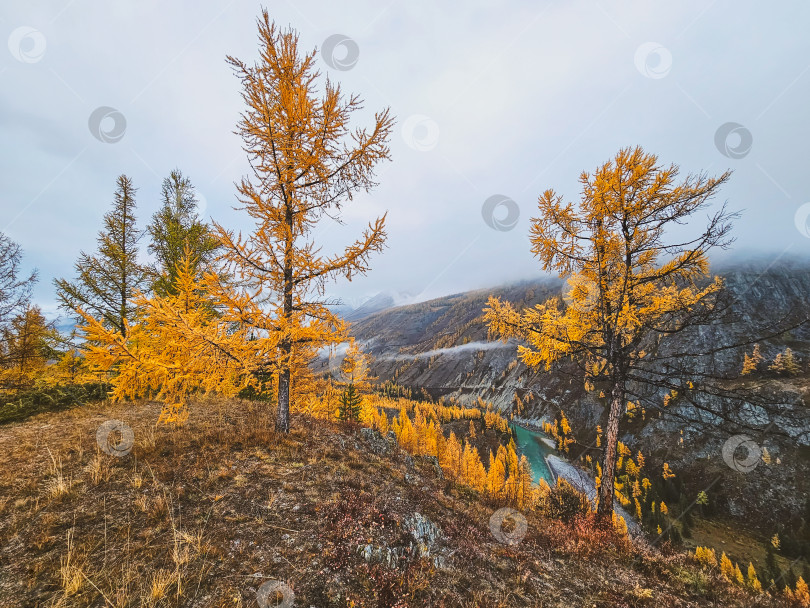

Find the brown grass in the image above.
[{"left": 0, "top": 396, "right": 784, "bottom": 607}]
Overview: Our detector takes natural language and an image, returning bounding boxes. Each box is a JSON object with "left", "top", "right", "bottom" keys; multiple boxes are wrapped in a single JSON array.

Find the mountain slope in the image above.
[
  {"left": 0, "top": 399, "right": 780, "bottom": 607},
  {"left": 345, "top": 258, "right": 810, "bottom": 528}
]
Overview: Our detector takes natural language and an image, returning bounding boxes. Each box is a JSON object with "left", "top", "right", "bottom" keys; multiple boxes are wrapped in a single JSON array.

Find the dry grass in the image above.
[
  {"left": 147, "top": 568, "right": 173, "bottom": 602},
  {"left": 46, "top": 447, "right": 73, "bottom": 497},
  {"left": 59, "top": 528, "right": 84, "bottom": 595},
  {"left": 0, "top": 396, "right": 783, "bottom": 607}
]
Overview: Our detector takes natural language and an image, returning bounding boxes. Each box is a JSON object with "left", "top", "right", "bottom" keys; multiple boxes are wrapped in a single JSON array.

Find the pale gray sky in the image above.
[{"left": 2, "top": 1, "right": 809, "bottom": 318}]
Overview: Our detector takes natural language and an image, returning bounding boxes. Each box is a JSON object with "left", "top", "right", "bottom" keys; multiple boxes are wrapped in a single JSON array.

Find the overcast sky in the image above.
[{"left": 2, "top": 1, "right": 809, "bottom": 319}]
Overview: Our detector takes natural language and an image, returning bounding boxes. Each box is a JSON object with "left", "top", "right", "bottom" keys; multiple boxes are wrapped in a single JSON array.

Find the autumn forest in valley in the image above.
[{"left": 2, "top": 3, "right": 810, "bottom": 607}]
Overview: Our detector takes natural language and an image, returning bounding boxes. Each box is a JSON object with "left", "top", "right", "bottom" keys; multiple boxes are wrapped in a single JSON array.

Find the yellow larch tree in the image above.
[
  {"left": 215, "top": 11, "right": 393, "bottom": 432},
  {"left": 746, "top": 563, "right": 762, "bottom": 592},
  {"left": 79, "top": 252, "right": 261, "bottom": 424},
  {"left": 787, "top": 577, "right": 810, "bottom": 607},
  {"left": 485, "top": 146, "right": 736, "bottom": 520},
  {"left": 0, "top": 305, "right": 55, "bottom": 390},
  {"left": 513, "top": 454, "right": 538, "bottom": 510},
  {"left": 741, "top": 344, "right": 763, "bottom": 375},
  {"left": 335, "top": 340, "right": 373, "bottom": 393},
  {"left": 719, "top": 552, "right": 735, "bottom": 581},
  {"left": 461, "top": 440, "right": 487, "bottom": 492},
  {"left": 442, "top": 432, "right": 463, "bottom": 480},
  {"left": 486, "top": 445, "right": 509, "bottom": 501},
  {"left": 392, "top": 407, "right": 418, "bottom": 453},
  {"left": 694, "top": 546, "right": 718, "bottom": 569}
]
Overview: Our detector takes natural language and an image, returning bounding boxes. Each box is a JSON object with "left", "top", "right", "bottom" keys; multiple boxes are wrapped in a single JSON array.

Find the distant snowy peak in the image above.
[{"left": 328, "top": 292, "right": 396, "bottom": 322}]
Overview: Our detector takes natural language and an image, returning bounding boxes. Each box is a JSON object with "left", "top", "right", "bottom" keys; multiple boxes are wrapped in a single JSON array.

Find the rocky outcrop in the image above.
[
  {"left": 360, "top": 427, "right": 393, "bottom": 456},
  {"left": 358, "top": 511, "right": 448, "bottom": 569}
]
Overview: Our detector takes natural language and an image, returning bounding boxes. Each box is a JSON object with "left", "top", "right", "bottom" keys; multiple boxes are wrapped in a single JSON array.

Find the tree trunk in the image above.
[
  {"left": 597, "top": 374, "right": 624, "bottom": 521},
  {"left": 276, "top": 200, "right": 294, "bottom": 434},
  {"left": 276, "top": 362, "right": 290, "bottom": 433}
]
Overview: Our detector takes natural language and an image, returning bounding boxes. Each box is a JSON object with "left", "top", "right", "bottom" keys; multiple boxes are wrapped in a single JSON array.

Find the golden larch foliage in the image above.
[
  {"left": 484, "top": 146, "right": 733, "bottom": 519},
  {"left": 213, "top": 12, "right": 393, "bottom": 432}
]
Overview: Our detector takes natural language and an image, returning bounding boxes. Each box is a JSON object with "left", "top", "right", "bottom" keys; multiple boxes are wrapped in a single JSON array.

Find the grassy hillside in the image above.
[{"left": 0, "top": 399, "right": 787, "bottom": 607}]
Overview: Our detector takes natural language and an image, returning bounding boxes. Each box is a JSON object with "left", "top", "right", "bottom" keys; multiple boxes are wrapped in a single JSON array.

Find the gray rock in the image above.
[
  {"left": 358, "top": 512, "right": 448, "bottom": 570},
  {"left": 403, "top": 512, "right": 446, "bottom": 567},
  {"left": 358, "top": 543, "right": 403, "bottom": 569},
  {"left": 403, "top": 452, "right": 414, "bottom": 471},
  {"left": 403, "top": 512, "right": 442, "bottom": 548},
  {"left": 360, "top": 427, "right": 390, "bottom": 455}
]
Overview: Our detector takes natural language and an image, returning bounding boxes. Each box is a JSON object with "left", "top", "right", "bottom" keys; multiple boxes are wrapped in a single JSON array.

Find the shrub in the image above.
[
  {"left": 541, "top": 478, "right": 591, "bottom": 523},
  {"left": 0, "top": 382, "right": 111, "bottom": 424}
]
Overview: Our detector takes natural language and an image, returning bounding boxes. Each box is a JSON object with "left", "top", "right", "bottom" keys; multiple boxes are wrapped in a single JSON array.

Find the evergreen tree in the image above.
[
  {"left": 337, "top": 383, "right": 362, "bottom": 422},
  {"left": 147, "top": 170, "right": 219, "bottom": 296},
  {"left": 786, "top": 567, "right": 798, "bottom": 591},
  {"left": 55, "top": 175, "right": 147, "bottom": 337},
  {"left": 765, "top": 542, "right": 780, "bottom": 587},
  {"left": 0, "top": 232, "right": 37, "bottom": 335}
]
